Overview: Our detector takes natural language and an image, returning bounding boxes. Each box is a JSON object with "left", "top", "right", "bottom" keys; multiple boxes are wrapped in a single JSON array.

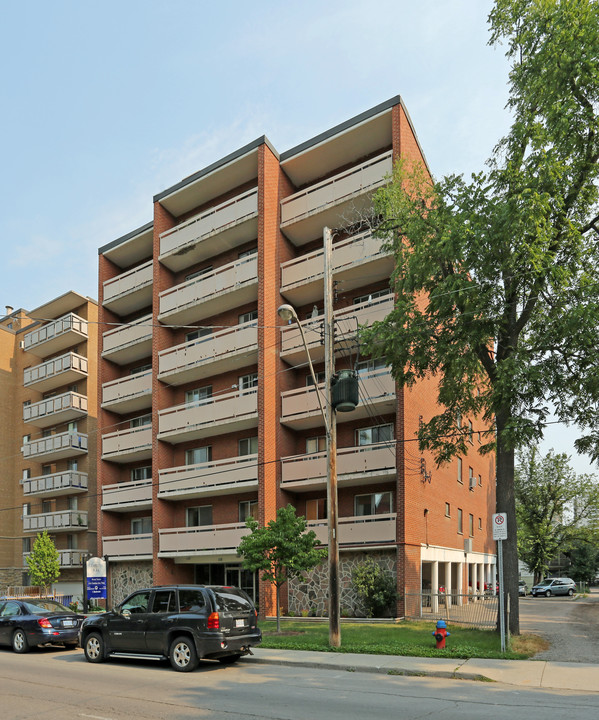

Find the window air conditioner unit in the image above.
[
  {"left": 464, "top": 538, "right": 473, "bottom": 553},
  {"left": 469, "top": 476, "right": 476, "bottom": 490}
]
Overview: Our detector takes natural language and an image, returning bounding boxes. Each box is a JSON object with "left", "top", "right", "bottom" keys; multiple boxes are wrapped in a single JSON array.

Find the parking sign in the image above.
[{"left": 492, "top": 513, "right": 508, "bottom": 540}]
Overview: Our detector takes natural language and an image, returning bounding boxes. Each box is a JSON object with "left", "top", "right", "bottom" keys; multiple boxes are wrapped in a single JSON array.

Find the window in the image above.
[
  {"left": 68, "top": 497, "right": 78, "bottom": 511},
  {"left": 23, "top": 400, "right": 31, "bottom": 408},
  {"left": 131, "top": 466, "right": 152, "bottom": 481},
  {"left": 239, "top": 247, "right": 257, "bottom": 259},
  {"left": 121, "top": 590, "right": 151, "bottom": 614},
  {"left": 306, "top": 371, "right": 326, "bottom": 386},
  {"left": 151, "top": 590, "right": 177, "bottom": 613},
  {"left": 478, "top": 517, "right": 482, "bottom": 531},
  {"left": 130, "top": 363, "right": 151, "bottom": 375},
  {"left": 185, "top": 447, "right": 211, "bottom": 465},
  {"left": 42, "top": 429, "right": 52, "bottom": 438},
  {"left": 67, "top": 459, "right": 78, "bottom": 471},
  {"left": 353, "top": 289, "right": 388, "bottom": 304},
  {"left": 41, "top": 500, "right": 52, "bottom": 514},
  {"left": 305, "top": 305, "right": 322, "bottom": 320},
  {"left": 239, "top": 437, "right": 258, "bottom": 456},
  {"left": 67, "top": 421, "right": 78, "bottom": 433},
  {"left": 185, "top": 266, "right": 213, "bottom": 282},
  {"left": 356, "top": 357, "right": 386, "bottom": 375},
  {"left": 23, "top": 503, "right": 31, "bottom": 516},
  {"left": 356, "top": 424, "right": 393, "bottom": 446},
  {"left": 41, "top": 464, "right": 52, "bottom": 475},
  {"left": 22, "top": 468, "right": 31, "bottom": 480},
  {"left": 478, "top": 474, "right": 482, "bottom": 487},
  {"left": 186, "top": 327, "right": 212, "bottom": 343},
  {"left": 239, "top": 310, "right": 258, "bottom": 325},
  {"left": 22, "top": 537, "right": 31, "bottom": 553},
  {"left": 306, "top": 436, "right": 326, "bottom": 454},
  {"left": 445, "top": 502, "right": 451, "bottom": 517},
  {"left": 354, "top": 492, "right": 392, "bottom": 516},
  {"left": 306, "top": 498, "right": 326, "bottom": 521},
  {"left": 239, "top": 500, "right": 258, "bottom": 523},
  {"left": 178, "top": 589, "right": 206, "bottom": 612},
  {"left": 67, "top": 534, "right": 77, "bottom": 550},
  {"left": 456, "top": 413, "right": 462, "bottom": 429},
  {"left": 187, "top": 506, "right": 212, "bottom": 527},
  {"left": 186, "top": 386, "right": 212, "bottom": 405},
  {"left": 469, "top": 466, "right": 474, "bottom": 490},
  {"left": 469, "top": 513, "right": 474, "bottom": 537},
  {"left": 130, "top": 414, "right": 151, "bottom": 428},
  {"left": 239, "top": 373, "right": 258, "bottom": 393},
  {"left": 468, "top": 420, "right": 474, "bottom": 444},
  {"left": 131, "top": 517, "right": 152, "bottom": 534},
  {"left": 457, "top": 508, "right": 463, "bottom": 534},
  {"left": 23, "top": 434, "right": 30, "bottom": 445},
  {"left": 457, "top": 457, "right": 463, "bottom": 484},
  {"left": 68, "top": 383, "right": 79, "bottom": 393}
]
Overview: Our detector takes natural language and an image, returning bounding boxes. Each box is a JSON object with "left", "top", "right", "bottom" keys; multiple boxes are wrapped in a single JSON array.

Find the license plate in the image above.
[
  {"left": 63, "top": 620, "right": 76, "bottom": 627},
  {"left": 235, "top": 619, "right": 246, "bottom": 628}
]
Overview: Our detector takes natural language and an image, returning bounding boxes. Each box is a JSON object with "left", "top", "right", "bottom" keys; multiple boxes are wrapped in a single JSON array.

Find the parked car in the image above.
[
  {"left": 80, "top": 585, "right": 261, "bottom": 672},
  {"left": 0, "top": 598, "right": 84, "bottom": 653},
  {"left": 531, "top": 577, "right": 576, "bottom": 597},
  {"left": 518, "top": 580, "right": 527, "bottom": 596}
]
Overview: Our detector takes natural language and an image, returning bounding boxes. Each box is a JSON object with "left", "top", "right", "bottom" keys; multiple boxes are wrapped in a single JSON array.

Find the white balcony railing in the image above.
[
  {"left": 23, "top": 549, "right": 87, "bottom": 568},
  {"left": 23, "top": 313, "right": 88, "bottom": 354},
  {"left": 158, "top": 522, "right": 250, "bottom": 557},
  {"left": 307, "top": 513, "right": 397, "bottom": 546},
  {"left": 102, "top": 478, "right": 152, "bottom": 511},
  {"left": 23, "top": 391, "right": 87, "bottom": 427},
  {"left": 158, "top": 454, "right": 259, "bottom": 499},
  {"left": 101, "top": 314, "right": 153, "bottom": 365},
  {"left": 23, "top": 352, "right": 88, "bottom": 391},
  {"left": 102, "top": 259, "right": 153, "bottom": 313},
  {"left": 23, "top": 510, "right": 88, "bottom": 533},
  {"left": 101, "top": 425, "right": 152, "bottom": 462},
  {"left": 22, "top": 471, "right": 88, "bottom": 497},
  {"left": 102, "top": 534, "right": 153, "bottom": 559},
  {"left": 101, "top": 370, "right": 152, "bottom": 412},
  {"left": 22, "top": 432, "right": 88, "bottom": 461}
]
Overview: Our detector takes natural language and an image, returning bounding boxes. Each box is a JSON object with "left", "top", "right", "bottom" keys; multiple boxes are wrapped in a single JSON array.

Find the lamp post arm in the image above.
[{"left": 295, "top": 318, "right": 330, "bottom": 437}]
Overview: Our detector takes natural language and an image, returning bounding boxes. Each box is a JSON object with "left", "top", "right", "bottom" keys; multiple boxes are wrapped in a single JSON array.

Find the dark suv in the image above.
[{"left": 79, "top": 585, "right": 261, "bottom": 672}]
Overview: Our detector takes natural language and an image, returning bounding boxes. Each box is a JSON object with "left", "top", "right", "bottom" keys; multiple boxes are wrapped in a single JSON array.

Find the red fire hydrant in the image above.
[{"left": 432, "top": 619, "right": 450, "bottom": 649}]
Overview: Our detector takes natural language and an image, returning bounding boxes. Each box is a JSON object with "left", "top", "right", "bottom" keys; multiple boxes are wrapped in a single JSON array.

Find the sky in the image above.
[{"left": 0, "top": 0, "right": 592, "bottom": 472}]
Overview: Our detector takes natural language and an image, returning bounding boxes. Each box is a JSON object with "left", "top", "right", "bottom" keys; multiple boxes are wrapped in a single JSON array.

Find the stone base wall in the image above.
[
  {"left": 288, "top": 550, "right": 396, "bottom": 618},
  {"left": 0, "top": 567, "right": 23, "bottom": 589},
  {"left": 110, "top": 561, "right": 153, "bottom": 606}
]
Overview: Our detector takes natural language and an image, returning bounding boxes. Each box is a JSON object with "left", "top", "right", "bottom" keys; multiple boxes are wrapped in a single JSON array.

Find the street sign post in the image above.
[{"left": 492, "top": 513, "right": 508, "bottom": 652}]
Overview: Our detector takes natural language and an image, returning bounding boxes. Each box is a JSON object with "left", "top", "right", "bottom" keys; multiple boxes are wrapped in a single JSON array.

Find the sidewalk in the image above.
[{"left": 244, "top": 648, "right": 599, "bottom": 692}]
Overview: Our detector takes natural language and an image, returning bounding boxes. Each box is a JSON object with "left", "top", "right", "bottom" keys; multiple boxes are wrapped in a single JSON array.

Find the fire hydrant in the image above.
[{"left": 432, "top": 619, "right": 450, "bottom": 649}]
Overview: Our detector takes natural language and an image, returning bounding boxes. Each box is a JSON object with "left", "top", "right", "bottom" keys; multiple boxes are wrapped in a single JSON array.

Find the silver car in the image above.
[{"left": 531, "top": 577, "right": 576, "bottom": 597}]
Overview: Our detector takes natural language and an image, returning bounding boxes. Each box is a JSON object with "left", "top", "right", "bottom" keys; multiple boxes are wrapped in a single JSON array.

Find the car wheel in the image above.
[
  {"left": 568, "top": 588, "right": 574, "bottom": 596},
  {"left": 12, "top": 629, "right": 29, "bottom": 654},
  {"left": 545, "top": 590, "right": 552, "bottom": 597},
  {"left": 84, "top": 633, "right": 105, "bottom": 663},
  {"left": 218, "top": 654, "right": 242, "bottom": 665},
  {"left": 169, "top": 636, "right": 198, "bottom": 672}
]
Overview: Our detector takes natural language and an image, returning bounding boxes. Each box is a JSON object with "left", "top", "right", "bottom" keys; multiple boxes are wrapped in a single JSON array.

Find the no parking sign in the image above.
[{"left": 492, "top": 513, "right": 508, "bottom": 540}]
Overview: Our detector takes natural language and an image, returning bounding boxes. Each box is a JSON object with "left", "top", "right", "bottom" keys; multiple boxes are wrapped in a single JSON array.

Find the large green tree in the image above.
[
  {"left": 237, "top": 504, "right": 327, "bottom": 632},
  {"left": 362, "top": 0, "right": 599, "bottom": 634},
  {"left": 26, "top": 530, "right": 60, "bottom": 594}
]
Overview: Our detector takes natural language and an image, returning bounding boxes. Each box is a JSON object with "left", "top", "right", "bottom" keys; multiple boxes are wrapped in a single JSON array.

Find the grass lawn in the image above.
[{"left": 259, "top": 619, "right": 546, "bottom": 660}]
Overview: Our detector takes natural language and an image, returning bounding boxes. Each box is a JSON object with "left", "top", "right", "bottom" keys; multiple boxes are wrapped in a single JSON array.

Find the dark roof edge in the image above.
[
  {"left": 280, "top": 95, "right": 402, "bottom": 162},
  {"left": 153, "top": 135, "right": 278, "bottom": 204},
  {"left": 99, "top": 221, "right": 154, "bottom": 255}
]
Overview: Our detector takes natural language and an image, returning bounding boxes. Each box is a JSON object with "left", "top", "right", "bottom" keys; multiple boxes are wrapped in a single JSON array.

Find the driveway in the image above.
[{"left": 519, "top": 586, "right": 599, "bottom": 663}]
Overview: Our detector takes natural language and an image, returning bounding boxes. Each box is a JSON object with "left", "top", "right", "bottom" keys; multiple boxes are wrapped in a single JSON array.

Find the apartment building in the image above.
[
  {"left": 0, "top": 293, "right": 98, "bottom": 596},
  {"left": 97, "top": 96, "right": 496, "bottom": 615}
]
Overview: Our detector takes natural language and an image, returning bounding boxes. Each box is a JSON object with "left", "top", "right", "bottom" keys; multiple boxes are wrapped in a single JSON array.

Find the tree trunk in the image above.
[{"left": 276, "top": 583, "right": 281, "bottom": 633}]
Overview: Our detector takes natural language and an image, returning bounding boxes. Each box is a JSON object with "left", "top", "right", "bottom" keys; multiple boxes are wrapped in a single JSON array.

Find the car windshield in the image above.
[{"left": 22, "top": 599, "right": 72, "bottom": 614}]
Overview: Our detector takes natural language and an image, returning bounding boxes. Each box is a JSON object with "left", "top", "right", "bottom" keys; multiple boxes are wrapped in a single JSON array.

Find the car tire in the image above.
[
  {"left": 12, "top": 629, "right": 29, "bottom": 654},
  {"left": 218, "top": 654, "right": 242, "bottom": 665},
  {"left": 545, "top": 590, "right": 551, "bottom": 597},
  {"left": 568, "top": 588, "right": 574, "bottom": 596},
  {"left": 169, "top": 636, "right": 198, "bottom": 672},
  {"left": 84, "top": 633, "right": 105, "bottom": 663}
]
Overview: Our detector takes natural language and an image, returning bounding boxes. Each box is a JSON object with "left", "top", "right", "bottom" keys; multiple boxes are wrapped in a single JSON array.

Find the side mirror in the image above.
[{"left": 121, "top": 608, "right": 131, "bottom": 619}]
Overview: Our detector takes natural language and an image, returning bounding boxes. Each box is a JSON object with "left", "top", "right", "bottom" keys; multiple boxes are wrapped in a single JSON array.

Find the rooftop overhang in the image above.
[
  {"left": 99, "top": 222, "right": 154, "bottom": 269},
  {"left": 29, "top": 291, "right": 95, "bottom": 321}
]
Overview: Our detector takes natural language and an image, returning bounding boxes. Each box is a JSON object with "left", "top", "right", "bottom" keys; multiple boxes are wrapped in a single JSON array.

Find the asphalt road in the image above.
[{"left": 1, "top": 647, "right": 599, "bottom": 720}]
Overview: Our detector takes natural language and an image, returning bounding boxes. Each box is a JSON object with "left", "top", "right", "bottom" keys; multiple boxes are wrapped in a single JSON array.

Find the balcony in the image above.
[
  {"left": 158, "top": 255, "right": 258, "bottom": 325},
  {"left": 280, "top": 369, "right": 395, "bottom": 431},
  {"left": 102, "top": 478, "right": 152, "bottom": 512},
  {"left": 23, "top": 391, "right": 87, "bottom": 428},
  {"left": 24, "top": 510, "right": 88, "bottom": 533},
  {"left": 158, "top": 389, "right": 258, "bottom": 444},
  {"left": 101, "top": 314, "right": 152, "bottom": 365},
  {"left": 22, "top": 471, "right": 88, "bottom": 498},
  {"left": 102, "top": 259, "right": 153, "bottom": 315},
  {"left": 101, "top": 370, "right": 152, "bottom": 414},
  {"left": 24, "top": 549, "right": 87, "bottom": 568},
  {"left": 23, "top": 432, "right": 88, "bottom": 462},
  {"left": 158, "top": 454, "right": 258, "bottom": 500},
  {"left": 280, "top": 230, "right": 394, "bottom": 306},
  {"left": 23, "top": 313, "right": 88, "bottom": 356},
  {"left": 158, "top": 522, "right": 250, "bottom": 559},
  {"left": 23, "top": 352, "right": 88, "bottom": 393},
  {"left": 281, "top": 443, "right": 396, "bottom": 492},
  {"left": 308, "top": 513, "right": 397, "bottom": 547},
  {"left": 102, "top": 534, "right": 153, "bottom": 560},
  {"left": 101, "top": 425, "right": 152, "bottom": 463},
  {"left": 280, "top": 151, "right": 392, "bottom": 245},
  {"left": 280, "top": 293, "right": 393, "bottom": 366},
  {"left": 158, "top": 321, "right": 258, "bottom": 386},
  {"left": 159, "top": 188, "right": 258, "bottom": 272}
]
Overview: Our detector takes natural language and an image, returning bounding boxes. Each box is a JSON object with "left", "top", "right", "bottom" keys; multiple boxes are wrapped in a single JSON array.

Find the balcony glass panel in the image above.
[
  {"left": 23, "top": 509, "right": 88, "bottom": 533},
  {"left": 23, "top": 313, "right": 88, "bottom": 355},
  {"left": 23, "top": 391, "right": 87, "bottom": 427},
  {"left": 23, "top": 432, "right": 88, "bottom": 461},
  {"left": 22, "top": 471, "right": 88, "bottom": 497},
  {"left": 23, "top": 352, "right": 88, "bottom": 391}
]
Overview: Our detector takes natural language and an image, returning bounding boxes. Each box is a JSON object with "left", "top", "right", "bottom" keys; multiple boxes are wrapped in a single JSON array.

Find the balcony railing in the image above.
[
  {"left": 158, "top": 522, "right": 250, "bottom": 557},
  {"left": 23, "top": 549, "right": 87, "bottom": 568},
  {"left": 23, "top": 352, "right": 88, "bottom": 392},
  {"left": 280, "top": 369, "right": 395, "bottom": 430},
  {"left": 281, "top": 443, "right": 396, "bottom": 491},
  {"left": 101, "top": 425, "right": 152, "bottom": 463},
  {"left": 158, "top": 454, "right": 259, "bottom": 500},
  {"left": 22, "top": 432, "right": 88, "bottom": 462},
  {"left": 23, "top": 510, "right": 88, "bottom": 533},
  {"left": 23, "top": 313, "right": 88, "bottom": 355},
  {"left": 158, "top": 389, "right": 258, "bottom": 443},
  {"left": 307, "top": 513, "right": 397, "bottom": 546},
  {"left": 280, "top": 230, "right": 393, "bottom": 306},
  {"left": 102, "top": 478, "right": 152, "bottom": 511},
  {"left": 101, "top": 370, "right": 152, "bottom": 413},
  {"left": 280, "top": 293, "right": 393, "bottom": 366},
  {"left": 23, "top": 391, "right": 88, "bottom": 428},
  {"left": 102, "top": 534, "right": 153, "bottom": 560},
  {"left": 158, "top": 321, "right": 258, "bottom": 385},
  {"left": 22, "top": 471, "right": 88, "bottom": 498},
  {"left": 102, "top": 259, "right": 153, "bottom": 314},
  {"left": 101, "top": 314, "right": 152, "bottom": 365},
  {"left": 158, "top": 255, "right": 258, "bottom": 325},
  {"left": 280, "top": 151, "right": 392, "bottom": 244},
  {"left": 159, "top": 188, "right": 259, "bottom": 271}
]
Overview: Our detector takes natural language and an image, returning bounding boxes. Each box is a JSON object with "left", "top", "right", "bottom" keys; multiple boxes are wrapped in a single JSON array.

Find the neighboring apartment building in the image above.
[
  {"left": 0, "top": 293, "right": 98, "bottom": 597},
  {"left": 97, "top": 96, "right": 496, "bottom": 615}
]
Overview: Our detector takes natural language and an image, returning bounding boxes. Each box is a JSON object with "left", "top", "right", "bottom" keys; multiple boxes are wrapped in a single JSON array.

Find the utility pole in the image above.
[{"left": 324, "top": 226, "right": 340, "bottom": 647}]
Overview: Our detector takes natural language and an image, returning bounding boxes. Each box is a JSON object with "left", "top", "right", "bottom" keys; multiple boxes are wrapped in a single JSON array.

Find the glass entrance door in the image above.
[{"left": 225, "top": 566, "right": 258, "bottom": 605}]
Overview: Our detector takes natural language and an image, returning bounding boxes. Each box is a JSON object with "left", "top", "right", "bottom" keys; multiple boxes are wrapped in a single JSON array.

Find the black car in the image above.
[
  {"left": 0, "top": 598, "right": 84, "bottom": 653},
  {"left": 79, "top": 585, "right": 261, "bottom": 672}
]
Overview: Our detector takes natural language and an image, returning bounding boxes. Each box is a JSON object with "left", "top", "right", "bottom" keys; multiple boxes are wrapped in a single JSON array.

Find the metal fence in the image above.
[
  {"left": 0, "top": 586, "right": 73, "bottom": 607},
  {"left": 404, "top": 592, "right": 498, "bottom": 629}
]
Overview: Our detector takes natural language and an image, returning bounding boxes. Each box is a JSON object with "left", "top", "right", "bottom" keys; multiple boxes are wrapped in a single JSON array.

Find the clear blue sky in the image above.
[{"left": 0, "top": 0, "right": 591, "bottom": 472}]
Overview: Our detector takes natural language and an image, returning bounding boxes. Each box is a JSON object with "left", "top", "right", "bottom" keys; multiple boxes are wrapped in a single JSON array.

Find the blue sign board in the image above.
[{"left": 87, "top": 576, "right": 107, "bottom": 599}]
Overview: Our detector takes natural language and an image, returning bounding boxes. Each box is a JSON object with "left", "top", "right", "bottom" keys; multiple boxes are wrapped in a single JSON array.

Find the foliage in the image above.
[
  {"left": 351, "top": 559, "right": 397, "bottom": 617},
  {"left": 515, "top": 448, "right": 599, "bottom": 583},
  {"left": 25, "top": 530, "right": 60, "bottom": 592},
  {"left": 566, "top": 540, "right": 599, "bottom": 584},
  {"left": 360, "top": 0, "right": 599, "bottom": 634},
  {"left": 237, "top": 504, "right": 327, "bottom": 631}
]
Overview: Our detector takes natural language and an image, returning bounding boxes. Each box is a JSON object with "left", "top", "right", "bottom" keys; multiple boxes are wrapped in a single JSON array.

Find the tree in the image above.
[
  {"left": 515, "top": 448, "right": 599, "bottom": 583},
  {"left": 361, "top": 0, "right": 599, "bottom": 635},
  {"left": 237, "top": 504, "right": 327, "bottom": 632},
  {"left": 567, "top": 540, "right": 599, "bottom": 585},
  {"left": 351, "top": 559, "right": 397, "bottom": 617},
  {"left": 26, "top": 531, "right": 60, "bottom": 593}
]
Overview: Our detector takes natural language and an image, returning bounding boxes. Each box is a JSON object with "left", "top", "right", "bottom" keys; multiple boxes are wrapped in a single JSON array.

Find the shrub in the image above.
[{"left": 351, "top": 559, "right": 397, "bottom": 617}]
